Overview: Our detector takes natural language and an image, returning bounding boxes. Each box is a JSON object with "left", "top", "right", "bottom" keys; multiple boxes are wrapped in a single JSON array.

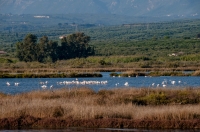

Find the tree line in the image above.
[{"left": 16, "top": 32, "right": 94, "bottom": 62}]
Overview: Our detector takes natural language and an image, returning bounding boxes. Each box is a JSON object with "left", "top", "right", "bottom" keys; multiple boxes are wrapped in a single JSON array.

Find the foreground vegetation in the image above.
[{"left": 1, "top": 87, "right": 200, "bottom": 129}]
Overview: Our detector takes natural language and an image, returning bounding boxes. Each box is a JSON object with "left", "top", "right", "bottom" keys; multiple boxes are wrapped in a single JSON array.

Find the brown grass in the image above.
[
  {"left": 1, "top": 87, "right": 200, "bottom": 129},
  {"left": 0, "top": 87, "right": 200, "bottom": 120}
]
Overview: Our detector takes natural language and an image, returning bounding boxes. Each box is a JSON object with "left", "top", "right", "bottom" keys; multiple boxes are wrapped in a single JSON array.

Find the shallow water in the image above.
[{"left": 0, "top": 72, "right": 200, "bottom": 94}]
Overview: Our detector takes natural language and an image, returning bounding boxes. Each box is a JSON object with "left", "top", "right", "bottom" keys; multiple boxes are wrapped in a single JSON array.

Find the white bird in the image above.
[
  {"left": 152, "top": 83, "right": 155, "bottom": 87},
  {"left": 115, "top": 83, "right": 119, "bottom": 86},
  {"left": 171, "top": 81, "right": 175, "bottom": 85},
  {"left": 15, "top": 82, "right": 19, "bottom": 86},
  {"left": 163, "top": 84, "right": 166, "bottom": 87},
  {"left": 41, "top": 85, "right": 47, "bottom": 89},
  {"left": 178, "top": 81, "right": 181, "bottom": 84},
  {"left": 6, "top": 82, "right": 10, "bottom": 86},
  {"left": 124, "top": 82, "right": 129, "bottom": 86},
  {"left": 40, "top": 82, "right": 44, "bottom": 84},
  {"left": 50, "top": 85, "right": 53, "bottom": 89},
  {"left": 162, "top": 81, "right": 165, "bottom": 85}
]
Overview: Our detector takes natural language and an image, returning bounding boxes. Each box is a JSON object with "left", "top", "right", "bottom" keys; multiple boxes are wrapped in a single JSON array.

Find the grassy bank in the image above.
[
  {"left": 1, "top": 87, "right": 200, "bottom": 129},
  {"left": 1, "top": 55, "right": 200, "bottom": 72},
  {"left": 0, "top": 72, "right": 102, "bottom": 78}
]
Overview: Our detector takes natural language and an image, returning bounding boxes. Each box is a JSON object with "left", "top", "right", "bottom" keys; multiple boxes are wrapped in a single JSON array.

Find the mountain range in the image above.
[{"left": 0, "top": 0, "right": 200, "bottom": 18}]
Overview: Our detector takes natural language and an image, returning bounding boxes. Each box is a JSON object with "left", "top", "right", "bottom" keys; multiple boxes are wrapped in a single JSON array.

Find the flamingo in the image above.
[
  {"left": 41, "top": 85, "right": 47, "bottom": 89},
  {"left": 171, "top": 81, "right": 176, "bottom": 85},
  {"left": 124, "top": 82, "right": 129, "bottom": 86},
  {"left": 15, "top": 82, "right": 19, "bottom": 86},
  {"left": 6, "top": 82, "right": 10, "bottom": 86}
]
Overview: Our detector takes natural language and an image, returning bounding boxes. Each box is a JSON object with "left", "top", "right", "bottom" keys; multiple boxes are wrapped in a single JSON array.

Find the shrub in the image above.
[
  {"left": 52, "top": 106, "right": 64, "bottom": 118},
  {"left": 145, "top": 92, "right": 169, "bottom": 105},
  {"left": 110, "top": 72, "right": 119, "bottom": 77}
]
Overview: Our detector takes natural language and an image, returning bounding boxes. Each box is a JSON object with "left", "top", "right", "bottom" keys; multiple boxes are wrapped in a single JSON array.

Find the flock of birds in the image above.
[
  {"left": 6, "top": 82, "right": 19, "bottom": 86},
  {"left": 38, "top": 79, "right": 183, "bottom": 90},
  {"left": 39, "top": 79, "right": 109, "bottom": 90},
  {"left": 151, "top": 79, "right": 182, "bottom": 88},
  {"left": 5, "top": 77, "right": 184, "bottom": 90}
]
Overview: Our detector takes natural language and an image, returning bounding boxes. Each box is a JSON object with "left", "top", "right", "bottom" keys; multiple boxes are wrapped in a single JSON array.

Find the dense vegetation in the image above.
[
  {"left": 0, "top": 18, "right": 200, "bottom": 72},
  {"left": 16, "top": 32, "right": 94, "bottom": 62}
]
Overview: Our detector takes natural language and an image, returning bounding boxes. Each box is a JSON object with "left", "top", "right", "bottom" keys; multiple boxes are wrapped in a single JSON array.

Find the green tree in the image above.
[
  {"left": 16, "top": 32, "right": 94, "bottom": 62},
  {"left": 16, "top": 34, "right": 37, "bottom": 62},
  {"left": 36, "top": 36, "right": 59, "bottom": 63},
  {"left": 59, "top": 32, "right": 92, "bottom": 59},
  {"left": 48, "top": 40, "right": 59, "bottom": 62},
  {"left": 16, "top": 42, "right": 25, "bottom": 61},
  {"left": 37, "top": 36, "right": 49, "bottom": 62}
]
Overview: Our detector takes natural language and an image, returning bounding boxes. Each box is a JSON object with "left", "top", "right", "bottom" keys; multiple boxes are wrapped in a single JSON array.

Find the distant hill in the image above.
[{"left": 0, "top": 0, "right": 200, "bottom": 18}]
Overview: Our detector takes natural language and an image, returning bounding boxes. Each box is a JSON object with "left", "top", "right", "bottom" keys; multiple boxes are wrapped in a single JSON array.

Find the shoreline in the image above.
[
  {"left": 0, "top": 73, "right": 103, "bottom": 78},
  {"left": 0, "top": 70, "right": 199, "bottom": 78}
]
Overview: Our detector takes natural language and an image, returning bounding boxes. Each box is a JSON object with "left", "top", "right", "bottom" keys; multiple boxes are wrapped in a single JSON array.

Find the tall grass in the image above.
[{"left": 1, "top": 87, "right": 200, "bottom": 121}]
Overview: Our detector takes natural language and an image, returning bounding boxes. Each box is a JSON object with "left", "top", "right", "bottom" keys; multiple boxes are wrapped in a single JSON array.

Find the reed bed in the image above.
[
  {"left": 1, "top": 87, "right": 200, "bottom": 121},
  {"left": 0, "top": 72, "right": 102, "bottom": 78},
  {"left": 0, "top": 67, "right": 200, "bottom": 74}
]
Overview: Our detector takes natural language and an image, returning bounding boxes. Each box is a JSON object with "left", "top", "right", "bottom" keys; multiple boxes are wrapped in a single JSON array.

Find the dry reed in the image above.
[{"left": 1, "top": 87, "right": 200, "bottom": 121}]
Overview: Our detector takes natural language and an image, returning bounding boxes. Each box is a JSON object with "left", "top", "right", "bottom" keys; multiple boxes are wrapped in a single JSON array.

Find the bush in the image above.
[
  {"left": 145, "top": 92, "right": 169, "bottom": 105},
  {"left": 110, "top": 72, "right": 119, "bottom": 77},
  {"left": 52, "top": 106, "right": 64, "bottom": 118}
]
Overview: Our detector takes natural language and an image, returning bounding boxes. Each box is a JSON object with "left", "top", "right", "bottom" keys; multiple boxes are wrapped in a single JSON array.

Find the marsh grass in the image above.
[
  {"left": 110, "top": 71, "right": 194, "bottom": 77},
  {"left": 0, "top": 72, "right": 102, "bottom": 78},
  {"left": 1, "top": 87, "right": 200, "bottom": 121}
]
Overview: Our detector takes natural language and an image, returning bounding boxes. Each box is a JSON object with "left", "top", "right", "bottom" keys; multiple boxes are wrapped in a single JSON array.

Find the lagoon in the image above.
[{"left": 0, "top": 73, "right": 200, "bottom": 94}]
